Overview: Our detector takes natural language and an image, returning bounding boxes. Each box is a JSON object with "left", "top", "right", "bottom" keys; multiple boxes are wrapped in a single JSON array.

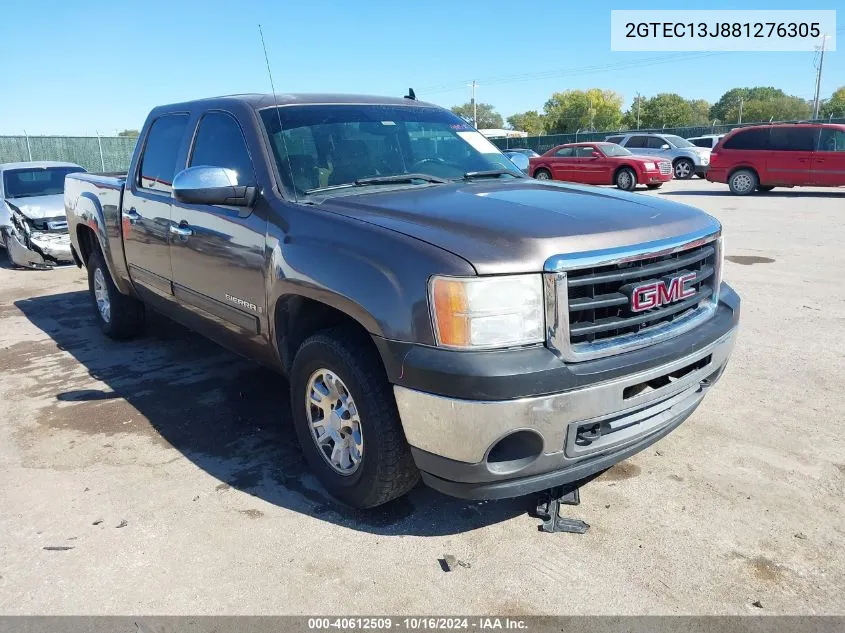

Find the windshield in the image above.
[
  {"left": 260, "top": 105, "right": 522, "bottom": 197},
  {"left": 597, "top": 143, "right": 631, "bottom": 157},
  {"left": 663, "top": 135, "right": 695, "bottom": 148},
  {"left": 3, "top": 166, "right": 84, "bottom": 199}
]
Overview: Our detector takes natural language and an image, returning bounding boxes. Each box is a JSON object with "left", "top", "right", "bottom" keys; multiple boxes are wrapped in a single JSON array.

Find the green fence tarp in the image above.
[{"left": 0, "top": 136, "right": 137, "bottom": 173}]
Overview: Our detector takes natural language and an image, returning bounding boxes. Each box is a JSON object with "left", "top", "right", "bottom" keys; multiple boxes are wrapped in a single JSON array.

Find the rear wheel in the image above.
[
  {"left": 646, "top": 183, "right": 663, "bottom": 190},
  {"left": 757, "top": 185, "right": 775, "bottom": 192},
  {"left": 533, "top": 169, "right": 551, "bottom": 180},
  {"left": 673, "top": 158, "right": 694, "bottom": 180},
  {"left": 87, "top": 249, "right": 144, "bottom": 339},
  {"left": 615, "top": 167, "right": 637, "bottom": 192},
  {"left": 728, "top": 169, "right": 758, "bottom": 196},
  {"left": 290, "top": 328, "right": 419, "bottom": 508}
]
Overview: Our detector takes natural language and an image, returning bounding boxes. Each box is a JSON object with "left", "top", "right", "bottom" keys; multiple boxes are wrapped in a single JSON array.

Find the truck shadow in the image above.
[{"left": 14, "top": 290, "right": 529, "bottom": 536}]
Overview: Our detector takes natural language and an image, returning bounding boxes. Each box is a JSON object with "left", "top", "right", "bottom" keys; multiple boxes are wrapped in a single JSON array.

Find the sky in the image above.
[{"left": 0, "top": 0, "right": 841, "bottom": 135}]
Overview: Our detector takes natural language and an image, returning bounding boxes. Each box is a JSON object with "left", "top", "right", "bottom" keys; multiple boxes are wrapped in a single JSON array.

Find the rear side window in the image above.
[
  {"left": 606, "top": 136, "right": 623, "bottom": 144},
  {"left": 818, "top": 128, "right": 845, "bottom": 152},
  {"left": 625, "top": 136, "right": 649, "bottom": 148},
  {"left": 554, "top": 147, "right": 574, "bottom": 157},
  {"left": 769, "top": 127, "right": 817, "bottom": 152},
  {"left": 723, "top": 128, "right": 770, "bottom": 150},
  {"left": 690, "top": 138, "right": 712, "bottom": 148},
  {"left": 139, "top": 114, "right": 189, "bottom": 192},
  {"left": 189, "top": 112, "right": 255, "bottom": 185}
]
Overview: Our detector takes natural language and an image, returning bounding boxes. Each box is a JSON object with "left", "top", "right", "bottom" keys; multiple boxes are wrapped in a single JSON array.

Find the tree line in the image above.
[{"left": 451, "top": 86, "right": 845, "bottom": 135}]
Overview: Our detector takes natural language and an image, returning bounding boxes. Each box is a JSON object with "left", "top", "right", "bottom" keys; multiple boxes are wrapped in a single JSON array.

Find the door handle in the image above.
[
  {"left": 169, "top": 223, "right": 193, "bottom": 238},
  {"left": 125, "top": 208, "right": 141, "bottom": 225}
]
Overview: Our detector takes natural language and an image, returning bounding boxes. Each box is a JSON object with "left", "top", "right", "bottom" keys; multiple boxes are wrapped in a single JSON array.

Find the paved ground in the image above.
[{"left": 0, "top": 179, "right": 843, "bottom": 615}]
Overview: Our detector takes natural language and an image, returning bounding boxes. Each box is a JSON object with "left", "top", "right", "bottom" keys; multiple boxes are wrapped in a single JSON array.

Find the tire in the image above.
[
  {"left": 615, "top": 167, "right": 637, "bottom": 192},
  {"left": 290, "top": 328, "right": 419, "bottom": 508},
  {"left": 533, "top": 169, "right": 552, "bottom": 180},
  {"left": 646, "top": 183, "right": 663, "bottom": 190},
  {"left": 673, "top": 158, "right": 694, "bottom": 180},
  {"left": 728, "top": 169, "right": 759, "bottom": 196},
  {"left": 87, "top": 249, "right": 144, "bottom": 339},
  {"left": 757, "top": 185, "right": 775, "bottom": 192}
]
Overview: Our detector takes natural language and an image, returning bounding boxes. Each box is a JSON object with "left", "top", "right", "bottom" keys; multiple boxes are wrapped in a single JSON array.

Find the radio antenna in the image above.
[{"left": 258, "top": 24, "right": 298, "bottom": 203}]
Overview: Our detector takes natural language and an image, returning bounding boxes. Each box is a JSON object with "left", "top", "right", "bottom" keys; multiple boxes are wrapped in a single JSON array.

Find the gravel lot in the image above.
[{"left": 0, "top": 179, "right": 843, "bottom": 615}]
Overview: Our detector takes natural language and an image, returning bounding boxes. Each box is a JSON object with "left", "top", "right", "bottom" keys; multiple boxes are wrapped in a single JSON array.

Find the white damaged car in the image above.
[{"left": 1, "top": 161, "right": 85, "bottom": 268}]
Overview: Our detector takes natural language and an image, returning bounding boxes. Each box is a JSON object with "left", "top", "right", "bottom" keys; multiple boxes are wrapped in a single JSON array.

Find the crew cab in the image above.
[
  {"left": 65, "top": 94, "right": 740, "bottom": 509},
  {"left": 529, "top": 142, "right": 672, "bottom": 191},
  {"left": 1, "top": 161, "right": 85, "bottom": 268}
]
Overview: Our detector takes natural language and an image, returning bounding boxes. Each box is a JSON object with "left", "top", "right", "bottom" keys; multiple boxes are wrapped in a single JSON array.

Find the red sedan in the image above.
[{"left": 529, "top": 142, "right": 673, "bottom": 191}]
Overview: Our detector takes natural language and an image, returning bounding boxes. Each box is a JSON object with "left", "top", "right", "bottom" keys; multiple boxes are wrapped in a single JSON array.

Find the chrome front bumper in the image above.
[{"left": 394, "top": 326, "right": 736, "bottom": 470}]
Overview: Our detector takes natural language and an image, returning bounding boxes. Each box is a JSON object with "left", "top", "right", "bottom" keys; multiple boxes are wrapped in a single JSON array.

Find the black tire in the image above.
[
  {"left": 87, "top": 249, "right": 144, "bottom": 339},
  {"left": 646, "top": 183, "right": 663, "bottom": 190},
  {"left": 615, "top": 167, "right": 637, "bottom": 191},
  {"left": 728, "top": 169, "right": 759, "bottom": 196},
  {"left": 533, "top": 168, "right": 552, "bottom": 181},
  {"left": 757, "top": 185, "right": 775, "bottom": 192},
  {"left": 673, "top": 158, "right": 695, "bottom": 180},
  {"left": 290, "top": 328, "right": 419, "bottom": 508}
]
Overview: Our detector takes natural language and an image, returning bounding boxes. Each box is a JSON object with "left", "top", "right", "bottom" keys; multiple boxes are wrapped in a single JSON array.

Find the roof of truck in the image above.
[
  {"left": 159, "top": 93, "right": 440, "bottom": 110},
  {"left": 0, "top": 161, "right": 83, "bottom": 171}
]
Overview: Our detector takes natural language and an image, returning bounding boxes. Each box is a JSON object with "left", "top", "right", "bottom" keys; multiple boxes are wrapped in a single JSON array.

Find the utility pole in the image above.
[
  {"left": 738, "top": 97, "right": 743, "bottom": 124},
  {"left": 470, "top": 80, "right": 478, "bottom": 128},
  {"left": 812, "top": 34, "right": 829, "bottom": 119},
  {"left": 636, "top": 92, "right": 641, "bottom": 130}
]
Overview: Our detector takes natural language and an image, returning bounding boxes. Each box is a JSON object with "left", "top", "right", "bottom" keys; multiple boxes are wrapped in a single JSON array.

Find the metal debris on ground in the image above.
[
  {"left": 116, "top": 520, "right": 128, "bottom": 528},
  {"left": 43, "top": 546, "right": 74, "bottom": 551},
  {"left": 439, "top": 554, "right": 472, "bottom": 572}
]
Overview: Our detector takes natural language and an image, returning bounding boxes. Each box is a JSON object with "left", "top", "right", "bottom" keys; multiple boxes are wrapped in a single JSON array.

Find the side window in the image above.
[
  {"left": 554, "top": 147, "right": 574, "bottom": 157},
  {"left": 691, "top": 138, "right": 711, "bottom": 148},
  {"left": 190, "top": 112, "right": 255, "bottom": 184},
  {"left": 769, "top": 127, "right": 817, "bottom": 152},
  {"left": 139, "top": 114, "right": 189, "bottom": 192},
  {"left": 625, "top": 136, "right": 648, "bottom": 148},
  {"left": 817, "top": 128, "right": 845, "bottom": 152},
  {"left": 606, "top": 136, "right": 623, "bottom": 144},
  {"left": 723, "top": 129, "right": 770, "bottom": 150},
  {"left": 646, "top": 136, "right": 667, "bottom": 149},
  {"left": 575, "top": 146, "right": 596, "bottom": 158}
]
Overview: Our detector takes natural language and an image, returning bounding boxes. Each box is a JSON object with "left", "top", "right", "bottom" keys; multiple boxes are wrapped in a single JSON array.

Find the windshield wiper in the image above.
[
  {"left": 354, "top": 173, "right": 448, "bottom": 185},
  {"left": 463, "top": 169, "right": 519, "bottom": 180}
]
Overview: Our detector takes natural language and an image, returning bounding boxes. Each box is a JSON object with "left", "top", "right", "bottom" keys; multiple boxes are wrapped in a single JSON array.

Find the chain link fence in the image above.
[
  {"left": 492, "top": 118, "right": 845, "bottom": 153},
  {"left": 0, "top": 135, "right": 138, "bottom": 173}
]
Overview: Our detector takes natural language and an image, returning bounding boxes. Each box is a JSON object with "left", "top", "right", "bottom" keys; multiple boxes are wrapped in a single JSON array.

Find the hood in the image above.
[
  {"left": 5, "top": 194, "right": 66, "bottom": 220},
  {"left": 318, "top": 179, "right": 720, "bottom": 274}
]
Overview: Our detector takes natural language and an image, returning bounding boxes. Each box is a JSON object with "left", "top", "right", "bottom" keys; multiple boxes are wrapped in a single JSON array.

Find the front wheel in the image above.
[
  {"left": 533, "top": 169, "right": 551, "bottom": 180},
  {"left": 728, "top": 169, "right": 758, "bottom": 196},
  {"left": 615, "top": 167, "right": 637, "bottom": 191},
  {"left": 87, "top": 249, "right": 144, "bottom": 339},
  {"left": 290, "top": 328, "right": 419, "bottom": 508},
  {"left": 673, "top": 158, "right": 694, "bottom": 180}
]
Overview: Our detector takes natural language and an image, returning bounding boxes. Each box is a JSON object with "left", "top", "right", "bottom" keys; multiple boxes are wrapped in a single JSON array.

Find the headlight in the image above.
[
  {"left": 643, "top": 162, "right": 656, "bottom": 170},
  {"left": 430, "top": 274, "right": 544, "bottom": 349}
]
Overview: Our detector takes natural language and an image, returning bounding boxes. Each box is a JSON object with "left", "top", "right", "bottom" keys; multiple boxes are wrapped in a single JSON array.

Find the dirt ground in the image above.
[{"left": 0, "top": 179, "right": 843, "bottom": 615}]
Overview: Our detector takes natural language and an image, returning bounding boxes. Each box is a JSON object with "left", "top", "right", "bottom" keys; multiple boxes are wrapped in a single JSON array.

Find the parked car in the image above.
[
  {"left": 64, "top": 94, "right": 739, "bottom": 509},
  {"left": 502, "top": 149, "right": 539, "bottom": 173},
  {"left": 605, "top": 133, "right": 710, "bottom": 179},
  {"left": 687, "top": 134, "right": 725, "bottom": 149},
  {"left": 1, "top": 161, "right": 85, "bottom": 268},
  {"left": 502, "top": 148, "right": 540, "bottom": 158},
  {"left": 707, "top": 123, "right": 845, "bottom": 195},
  {"left": 529, "top": 142, "right": 672, "bottom": 191}
]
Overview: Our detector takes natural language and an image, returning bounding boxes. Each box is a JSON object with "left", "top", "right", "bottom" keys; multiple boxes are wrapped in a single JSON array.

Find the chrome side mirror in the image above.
[{"left": 172, "top": 166, "right": 257, "bottom": 208}]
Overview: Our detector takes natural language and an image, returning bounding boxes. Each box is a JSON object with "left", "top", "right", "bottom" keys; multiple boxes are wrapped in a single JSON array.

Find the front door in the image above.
[
  {"left": 169, "top": 110, "right": 268, "bottom": 337},
  {"left": 122, "top": 113, "right": 190, "bottom": 297},
  {"left": 811, "top": 127, "right": 845, "bottom": 187},
  {"left": 572, "top": 145, "right": 606, "bottom": 184},
  {"left": 624, "top": 135, "right": 656, "bottom": 157},
  {"left": 766, "top": 127, "right": 815, "bottom": 186}
]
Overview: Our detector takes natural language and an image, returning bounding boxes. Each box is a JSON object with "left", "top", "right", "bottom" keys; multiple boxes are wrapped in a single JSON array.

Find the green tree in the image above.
[
  {"left": 450, "top": 102, "right": 504, "bottom": 129},
  {"left": 637, "top": 93, "right": 694, "bottom": 128},
  {"left": 117, "top": 129, "right": 140, "bottom": 137},
  {"left": 711, "top": 87, "right": 810, "bottom": 123},
  {"left": 688, "top": 99, "right": 712, "bottom": 125},
  {"left": 821, "top": 86, "right": 845, "bottom": 118},
  {"left": 621, "top": 95, "right": 647, "bottom": 130},
  {"left": 543, "top": 89, "right": 623, "bottom": 134},
  {"left": 506, "top": 110, "right": 546, "bottom": 135}
]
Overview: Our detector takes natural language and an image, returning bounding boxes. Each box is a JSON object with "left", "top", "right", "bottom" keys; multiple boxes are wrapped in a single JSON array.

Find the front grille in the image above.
[
  {"left": 658, "top": 161, "right": 672, "bottom": 175},
  {"left": 29, "top": 216, "right": 68, "bottom": 232},
  {"left": 564, "top": 240, "right": 718, "bottom": 348}
]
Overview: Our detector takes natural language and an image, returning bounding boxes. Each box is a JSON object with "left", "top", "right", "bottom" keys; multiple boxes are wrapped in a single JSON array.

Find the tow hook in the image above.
[
  {"left": 575, "top": 423, "right": 602, "bottom": 445},
  {"left": 533, "top": 484, "right": 590, "bottom": 534}
]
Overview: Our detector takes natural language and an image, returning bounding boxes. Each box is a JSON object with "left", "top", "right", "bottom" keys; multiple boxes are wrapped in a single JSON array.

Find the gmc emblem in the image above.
[{"left": 629, "top": 273, "right": 696, "bottom": 312}]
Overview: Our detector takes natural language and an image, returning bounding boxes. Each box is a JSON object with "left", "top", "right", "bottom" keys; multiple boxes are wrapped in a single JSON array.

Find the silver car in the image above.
[
  {"left": 1, "top": 161, "right": 85, "bottom": 268},
  {"left": 687, "top": 134, "right": 725, "bottom": 150},
  {"left": 605, "top": 133, "right": 710, "bottom": 179}
]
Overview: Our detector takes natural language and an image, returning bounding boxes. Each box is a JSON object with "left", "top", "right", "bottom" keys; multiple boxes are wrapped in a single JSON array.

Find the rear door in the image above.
[
  {"left": 548, "top": 146, "right": 575, "bottom": 180},
  {"left": 811, "top": 126, "right": 845, "bottom": 187},
  {"left": 169, "top": 110, "right": 268, "bottom": 337},
  {"left": 122, "top": 113, "right": 190, "bottom": 297},
  {"left": 767, "top": 126, "right": 815, "bottom": 186}
]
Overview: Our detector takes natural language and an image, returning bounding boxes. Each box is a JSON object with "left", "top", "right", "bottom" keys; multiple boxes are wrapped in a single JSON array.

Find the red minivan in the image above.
[{"left": 707, "top": 123, "right": 845, "bottom": 195}]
